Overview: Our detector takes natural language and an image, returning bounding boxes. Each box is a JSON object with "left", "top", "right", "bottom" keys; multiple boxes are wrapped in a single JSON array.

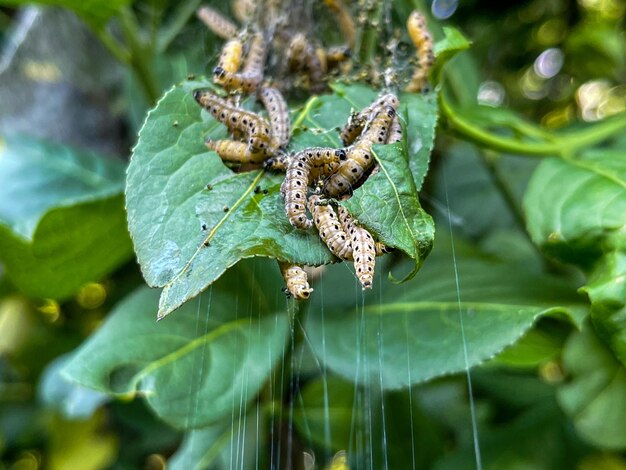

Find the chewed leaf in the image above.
[{"left": 127, "top": 79, "right": 437, "bottom": 318}]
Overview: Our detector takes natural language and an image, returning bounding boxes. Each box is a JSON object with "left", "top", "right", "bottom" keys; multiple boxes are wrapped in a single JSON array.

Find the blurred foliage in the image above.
[{"left": 0, "top": 0, "right": 625, "bottom": 468}]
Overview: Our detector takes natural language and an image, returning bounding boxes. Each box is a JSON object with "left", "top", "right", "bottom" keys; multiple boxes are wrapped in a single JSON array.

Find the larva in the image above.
[
  {"left": 279, "top": 262, "right": 313, "bottom": 300},
  {"left": 337, "top": 206, "right": 376, "bottom": 289},
  {"left": 323, "top": 0, "right": 356, "bottom": 47},
  {"left": 258, "top": 86, "right": 290, "bottom": 149},
  {"left": 196, "top": 7, "right": 239, "bottom": 40},
  {"left": 205, "top": 139, "right": 268, "bottom": 163},
  {"left": 405, "top": 11, "right": 435, "bottom": 93},
  {"left": 232, "top": 0, "right": 256, "bottom": 23},
  {"left": 339, "top": 93, "right": 399, "bottom": 145},
  {"left": 263, "top": 152, "right": 289, "bottom": 172},
  {"left": 193, "top": 90, "right": 272, "bottom": 151},
  {"left": 336, "top": 205, "right": 391, "bottom": 257},
  {"left": 387, "top": 114, "right": 403, "bottom": 144},
  {"left": 241, "top": 33, "right": 266, "bottom": 77},
  {"left": 308, "top": 194, "right": 353, "bottom": 259},
  {"left": 323, "top": 105, "right": 396, "bottom": 197},
  {"left": 213, "top": 33, "right": 265, "bottom": 93},
  {"left": 281, "top": 148, "right": 347, "bottom": 229},
  {"left": 287, "top": 33, "right": 325, "bottom": 93},
  {"left": 217, "top": 39, "right": 243, "bottom": 74},
  {"left": 325, "top": 45, "right": 351, "bottom": 68}
]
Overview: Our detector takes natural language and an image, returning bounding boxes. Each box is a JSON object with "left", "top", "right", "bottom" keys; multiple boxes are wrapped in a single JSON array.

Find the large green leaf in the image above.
[
  {"left": 344, "top": 142, "right": 434, "bottom": 281},
  {"left": 0, "top": 0, "right": 130, "bottom": 28},
  {"left": 558, "top": 325, "right": 626, "bottom": 450},
  {"left": 524, "top": 149, "right": 626, "bottom": 365},
  {"left": 305, "top": 238, "right": 586, "bottom": 389},
  {"left": 126, "top": 80, "right": 436, "bottom": 318},
  {"left": 0, "top": 135, "right": 133, "bottom": 299},
  {"left": 62, "top": 261, "right": 289, "bottom": 429}
]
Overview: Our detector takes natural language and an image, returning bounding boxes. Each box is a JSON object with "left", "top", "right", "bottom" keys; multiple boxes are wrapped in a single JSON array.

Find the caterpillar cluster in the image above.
[{"left": 192, "top": 5, "right": 434, "bottom": 299}]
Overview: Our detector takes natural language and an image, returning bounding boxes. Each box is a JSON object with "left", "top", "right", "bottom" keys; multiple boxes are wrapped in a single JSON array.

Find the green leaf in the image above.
[
  {"left": 127, "top": 80, "right": 437, "bottom": 318},
  {"left": 305, "top": 237, "right": 586, "bottom": 389},
  {"left": 0, "top": 135, "right": 133, "bottom": 299},
  {"left": 432, "top": 26, "right": 471, "bottom": 83},
  {"left": 62, "top": 261, "right": 289, "bottom": 429},
  {"left": 344, "top": 142, "right": 434, "bottom": 282},
  {"left": 0, "top": 0, "right": 131, "bottom": 28},
  {"left": 558, "top": 325, "right": 626, "bottom": 450},
  {"left": 524, "top": 149, "right": 626, "bottom": 365}
]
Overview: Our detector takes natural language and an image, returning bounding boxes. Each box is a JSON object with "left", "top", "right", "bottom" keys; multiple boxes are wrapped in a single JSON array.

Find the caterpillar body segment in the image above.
[
  {"left": 340, "top": 112, "right": 367, "bottom": 146},
  {"left": 213, "top": 68, "right": 262, "bottom": 94},
  {"left": 387, "top": 114, "right": 403, "bottom": 144},
  {"left": 287, "top": 33, "right": 325, "bottom": 92},
  {"left": 217, "top": 39, "right": 243, "bottom": 74},
  {"left": 339, "top": 93, "right": 399, "bottom": 146},
  {"left": 336, "top": 206, "right": 391, "bottom": 257},
  {"left": 337, "top": 206, "right": 376, "bottom": 289},
  {"left": 205, "top": 139, "right": 268, "bottom": 163},
  {"left": 242, "top": 33, "right": 267, "bottom": 77},
  {"left": 281, "top": 148, "right": 347, "bottom": 229},
  {"left": 232, "top": 0, "right": 256, "bottom": 23},
  {"left": 325, "top": 45, "right": 352, "bottom": 68},
  {"left": 279, "top": 262, "right": 313, "bottom": 300},
  {"left": 263, "top": 152, "right": 289, "bottom": 172},
  {"left": 193, "top": 90, "right": 272, "bottom": 151},
  {"left": 308, "top": 194, "right": 352, "bottom": 259},
  {"left": 258, "top": 86, "right": 290, "bottom": 149},
  {"left": 196, "top": 7, "right": 239, "bottom": 40},
  {"left": 324, "top": 105, "right": 396, "bottom": 197},
  {"left": 406, "top": 11, "right": 434, "bottom": 93}
]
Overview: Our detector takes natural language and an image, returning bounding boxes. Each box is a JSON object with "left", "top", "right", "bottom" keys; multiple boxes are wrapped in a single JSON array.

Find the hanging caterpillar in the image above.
[
  {"left": 193, "top": 90, "right": 272, "bottom": 152},
  {"left": 279, "top": 262, "right": 313, "bottom": 300},
  {"left": 258, "top": 86, "right": 290, "bottom": 149},
  {"left": 196, "top": 6, "right": 239, "bottom": 40},
  {"left": 281, "top": 148, "right": 347, "bottom": 229},
  {"left": 337, "top": 206, "right": 377, "bottom": 289},
  {"left": 205, "top": 139, "right": 268, "bottom": 163},
  {"left": 323, "top": 104, "right": 396, "bottom": 197},
  {"left": 405, "top": 11, "right": 435, "bottom": 93}
]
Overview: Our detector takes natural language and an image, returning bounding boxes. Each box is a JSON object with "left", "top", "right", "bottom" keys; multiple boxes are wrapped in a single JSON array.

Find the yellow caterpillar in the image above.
[
  {"left": 217, "top": 39, "right": 243, "bottom": 74},
  {"left": 406, "top": 11, "right": 435, "bottom": 93},
  {"left": 193, "top": 90, "right": 272, "bottom": 152},
  {"left": 308, "top": 194, "right": 353, "bottom": 259},
  {"left": 287, "top": 33, "right": 325, "bottom": 92},
  {"left": 323, "top": 104, "right": 396, "bottom": 197},
  {"left": 279, "top": 262, "right": 313, "bottom": 300},
  {"left": 281, "top": 148, "right": 347, "bottom": 229},
  {"left": 258, "top": 86, "right": 290, "bottom": 149},
  {"left": 205, "top": 139, "right": 268, "bottom": 163},
  {"left": 337, "top": 206, "right": 377, "bottom": 289},
  {"left": 339, "top": 93, "right": 399, "bottom": 145}
]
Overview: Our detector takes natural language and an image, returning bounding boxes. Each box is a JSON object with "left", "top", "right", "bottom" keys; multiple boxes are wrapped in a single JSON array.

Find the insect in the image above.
[
  {"left": 323, "top": 0, "right": 356, "bottom": 47},
  {"left": 213, "top": 33, "right": 266, "bottom": 94},
  {"left": 406, "top": 11, "right": 434, "bottom": 93},
  {"left": 196, "top": 6, "right": 239, "bottom": 40},
  {"left": 193, "top": 90, "right": 272, "bottom": 152},
  {"left": 258, "top": 86, "right": 290, "bottom": 149},
  {"left": 205, "top": 139, "right": 268, "bottom": 163},
  {"left": 217, "top": 38, "right": 243, "bottom": 74},
  {"left": 339, "top": 93, "right": 399, "bottom": 146},
  {"left": 337, "top": 206, "right": 377, "bottom": 289},
  {"left": 387, "top": 114, "right": 403, "bottom": 144},
  {"left": 287, "top": 33, "right": 325, "bottom": 93},
  {"left": 323, "top": 103, "right": 396, "bottom": 197},
  {"left": 279, "top": 262, "right": 313, "bottom": 300},
  {"left": 308, "top": 194, "right": 353, "bottom": 259},
  {"left": 232, "top": 0, "right": 256, "bottom": 23},
  {"left": 281, "top": 148, "right": 347, "bottom": 229}
]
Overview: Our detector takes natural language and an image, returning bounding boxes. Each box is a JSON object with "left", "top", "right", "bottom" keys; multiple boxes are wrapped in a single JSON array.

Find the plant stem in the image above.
[
  {"left": 119, "top": 7, "right": 160, "bottom": 104},
  {"left": 93, "top": 27, "right": 131, "bottom": 64},
  {"left": 358, "top": 0, "right": 383, "bottom": 63},
  {"left": 440, "top": 93, "right": 626, "bottom": 157},
  {"left": 157, "top": 0, "right": 204, "bottom": 53}
]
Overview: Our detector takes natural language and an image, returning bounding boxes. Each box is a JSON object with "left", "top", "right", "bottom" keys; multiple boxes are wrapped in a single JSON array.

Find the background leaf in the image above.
[
  {"left": 305, "top": 237, "right": 586, "bottom": 389},
  {"left": 0, "top": 135, "right": 133, "bottom": 299},
  {"left": 62, "top": 260, "right": 289, "bottom": 429}
]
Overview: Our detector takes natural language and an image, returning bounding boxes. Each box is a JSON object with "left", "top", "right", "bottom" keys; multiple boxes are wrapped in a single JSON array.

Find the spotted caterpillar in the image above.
[
  {"left": 205, "top": 139, "right": 267, "bottom": 163},
  {"left": 258, "top": 86, "right": 290, "bottom": 149},
  {"left": 406, "top": 11, "right": 434, "bottom": 93},
  {"left": 213, "top": 33, "right": 266, "bottom": 93},
  {"left": 287, "top": 33, "right": 325, "bottom": 93},
  {"left": 279, "top": 262, "right": 313, "bottom": 300},
  {"left": 196, "top": 7, "right": 239, "bottom": 40},
  {"left": 281, "top": 148, "right": 347, "bottom": 229},
  {"left": 339, "top": 93, "right": 399, "bottom": 146}
]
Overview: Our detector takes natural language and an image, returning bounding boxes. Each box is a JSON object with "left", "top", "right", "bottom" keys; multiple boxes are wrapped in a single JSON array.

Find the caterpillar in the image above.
[
  {"left": 337, "top": 206, "right": 376, "bottom": 289},
  {"left": 232, "top": 0, "right": 256, "bottom": 23},
  {"left": 205, "top": 139, "right": 268, "bottom": 163},
  {"left": 336, "top": 205, "right": 391, "bottom": 257},
  {"left": 339, "top": 93, "right": 399, "bottom": 145},
  {"left": 258, "top": 86, "right": 290, "bottom": 149},
  {"left": 287, "top": 33, "right": 325, "bottom": 93},
  {"left": 193, "top": 90, "right": 272, "bottom": 151},
  {"left": 281, "top": 148, "right": 347, "bottom": 229},
  {"left": 323, "top": 104, "right": 396, "bottom": 197},
  {"left": 325, "top": 45, "right": 352, "bottom": 68},
  {"left": 213, "top": 33, "right": 266, "bottom": 93},
  {"left": 263, "top": 152, "right": 289, "bottom": 172},
  {"left": 323, "top": 0, "right": 356, "bottom": 47},
  {"left": 217, "top": 39, "right": 243, "bottom": 74},
  {"left": 308, "top": 194, "right": 353, "bottom": 259},
  {"left": 196, "top": 7, "right": 239, "bottom": 40},
  {"left": 387, "top": 114, "right": 403, "bottom": 144},
  {"left": 405, "top": 11, "right": 435, "bottom": 93},
  {"left": 279, "top": 262, "right": 313, "bottom": 300}
]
